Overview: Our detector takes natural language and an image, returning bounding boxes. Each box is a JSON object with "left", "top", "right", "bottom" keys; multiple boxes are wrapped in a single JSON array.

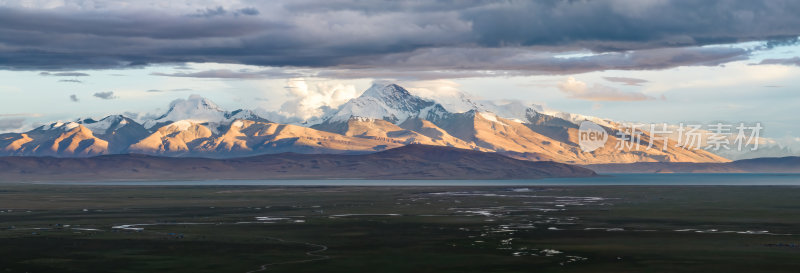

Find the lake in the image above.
[{"left": 28, "top": 173, "right": 800, "bottom": 186}]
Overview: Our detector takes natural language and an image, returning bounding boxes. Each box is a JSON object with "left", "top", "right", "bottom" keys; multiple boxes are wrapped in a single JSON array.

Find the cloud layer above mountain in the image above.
[
  {"left": 1, "top": 0, "right": 799, "bottom": 76},
  {"left": 558, "top": 77, "right": 654, "bottom": 101},
  {"left": 0, "top": 118, "right": 25, "bottom": 130},
  {"left": 280, "top": 79, "right": 360, "bottom": 120}
]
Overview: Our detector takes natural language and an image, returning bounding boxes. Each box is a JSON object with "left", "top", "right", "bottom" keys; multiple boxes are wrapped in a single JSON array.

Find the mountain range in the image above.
[
  {"left": 0, "top": 83, "right": 727, "bottom": 164},
  {"left": 0, "top": 144, "right": 597, "bottom": 181}
]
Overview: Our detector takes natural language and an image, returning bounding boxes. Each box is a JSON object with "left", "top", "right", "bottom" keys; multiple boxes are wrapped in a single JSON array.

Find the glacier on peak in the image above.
[
  {"left": 323, "top": 83, "right": 441, "bottom": 124},
  {"left": 142, "top": 95, "right": 268, "bottom": 129},
  {"left": 37, "top": 121, "right": 80, "bottom": 132},
  {"left": 78, "top": 115, "right": 133, "bottom": 135},
  {"left": 146, "top": 95, "right": 227, "bottom": 127},
  {"left": 403, "top": 85, "right": 546, "bottom": 123}
]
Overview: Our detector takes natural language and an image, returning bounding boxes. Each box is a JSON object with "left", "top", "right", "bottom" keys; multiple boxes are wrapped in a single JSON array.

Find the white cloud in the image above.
[
  {"left": 279, "top": 78, "right": 359, "bottom": 120},
  {"left": 404, "top": 80, "right": 464, "bottom": 99},
  {"left": 557, "top": 77, "right": 653, "bottom": 101},
  {"left": 0, "top": 117, "right": 25, "bottom": 131},
  {"left": 404, "top": 80, "right": 480, "bottom": 112},
  {"left": 643, "top": 61, "right": 797, "bottom": 93}
]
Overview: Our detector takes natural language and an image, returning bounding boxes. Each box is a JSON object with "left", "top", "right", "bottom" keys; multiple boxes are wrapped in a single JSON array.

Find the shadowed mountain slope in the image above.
[{"left": 0, "top": 144, "right": 596, "bottom": 181}]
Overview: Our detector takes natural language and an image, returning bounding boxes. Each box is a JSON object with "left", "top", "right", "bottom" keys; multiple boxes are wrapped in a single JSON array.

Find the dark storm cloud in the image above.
[
  {"left": 70, "top": 94, "right": 79, "bottom": 102},
  {"left": 763, "top": 37, "right": 800, "bottom": 49},
  {"left": 603, "top": 77, "right": 650, "bottom": 86},
  {"left": 191, "top": 6, "right": 227, "bottom": 17},
  {"left": 235, "top": 7, "right": 260, "bottom": 16},
  {"left": 151, "top": 69, "right": 302, "bottom": 79},
  {"left": 0, "top": 7, "right": 267, "bottom": 40},
  {"left": 0, "top": 1, "right": 799, "bottom": 74},
  {"left": 93, "top": 91, "right": 116, "bottom": 100},
  {"left": 168, "top": 45, "right": 750, "bottom": 80},
  {"left": 314, "top": 46, "right": 750, "bottom": 79},
  {"left": 758, "top": 57, "right": 800, "bottom": 66},
  {"left": 460, "top": 1, "right": 800, "bottom": 51}
]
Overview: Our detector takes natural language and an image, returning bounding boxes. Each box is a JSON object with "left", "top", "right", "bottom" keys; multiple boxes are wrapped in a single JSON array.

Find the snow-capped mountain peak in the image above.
[
  {"left": 361, "top": 83, "right": 411, "bottom": 99},
  {"left": 152, "top": 95, "right": 226, "bottom": 123},
  {"left": 323, "top": 83, "right": 439, "bottom": 124},
  {"left": 0, "top": 83, "right": 738, "bottom": 163},
  {"left": 406, "top": 86, "right": 544, "bottom": 122},
  {"left": 48, "top": 121, "right": 80, "bottom": 131},
  {"left": 226, "top": 109, "right": 269, "bottom": 122},
  {"left": 78, "top": 115, "right": 134, "bottom": 135},
  {"left": 142, "top": 95, "right": 268, "bottom": 129}
]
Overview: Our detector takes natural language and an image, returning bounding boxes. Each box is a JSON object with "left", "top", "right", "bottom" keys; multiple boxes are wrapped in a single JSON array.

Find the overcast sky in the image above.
[{"left": 1, "top": 0, "right": 799, "bottom": 147}]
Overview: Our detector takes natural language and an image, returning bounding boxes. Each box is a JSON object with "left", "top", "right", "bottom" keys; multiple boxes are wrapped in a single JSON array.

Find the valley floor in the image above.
[{"left": 1, "top": 185, "right": 799, "bottom": 272}]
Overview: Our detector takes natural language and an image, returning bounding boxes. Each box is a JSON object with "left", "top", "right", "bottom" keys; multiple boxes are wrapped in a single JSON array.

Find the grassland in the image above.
[{"left": 1, "top": 185, "right": 799, "bottom": 272}]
